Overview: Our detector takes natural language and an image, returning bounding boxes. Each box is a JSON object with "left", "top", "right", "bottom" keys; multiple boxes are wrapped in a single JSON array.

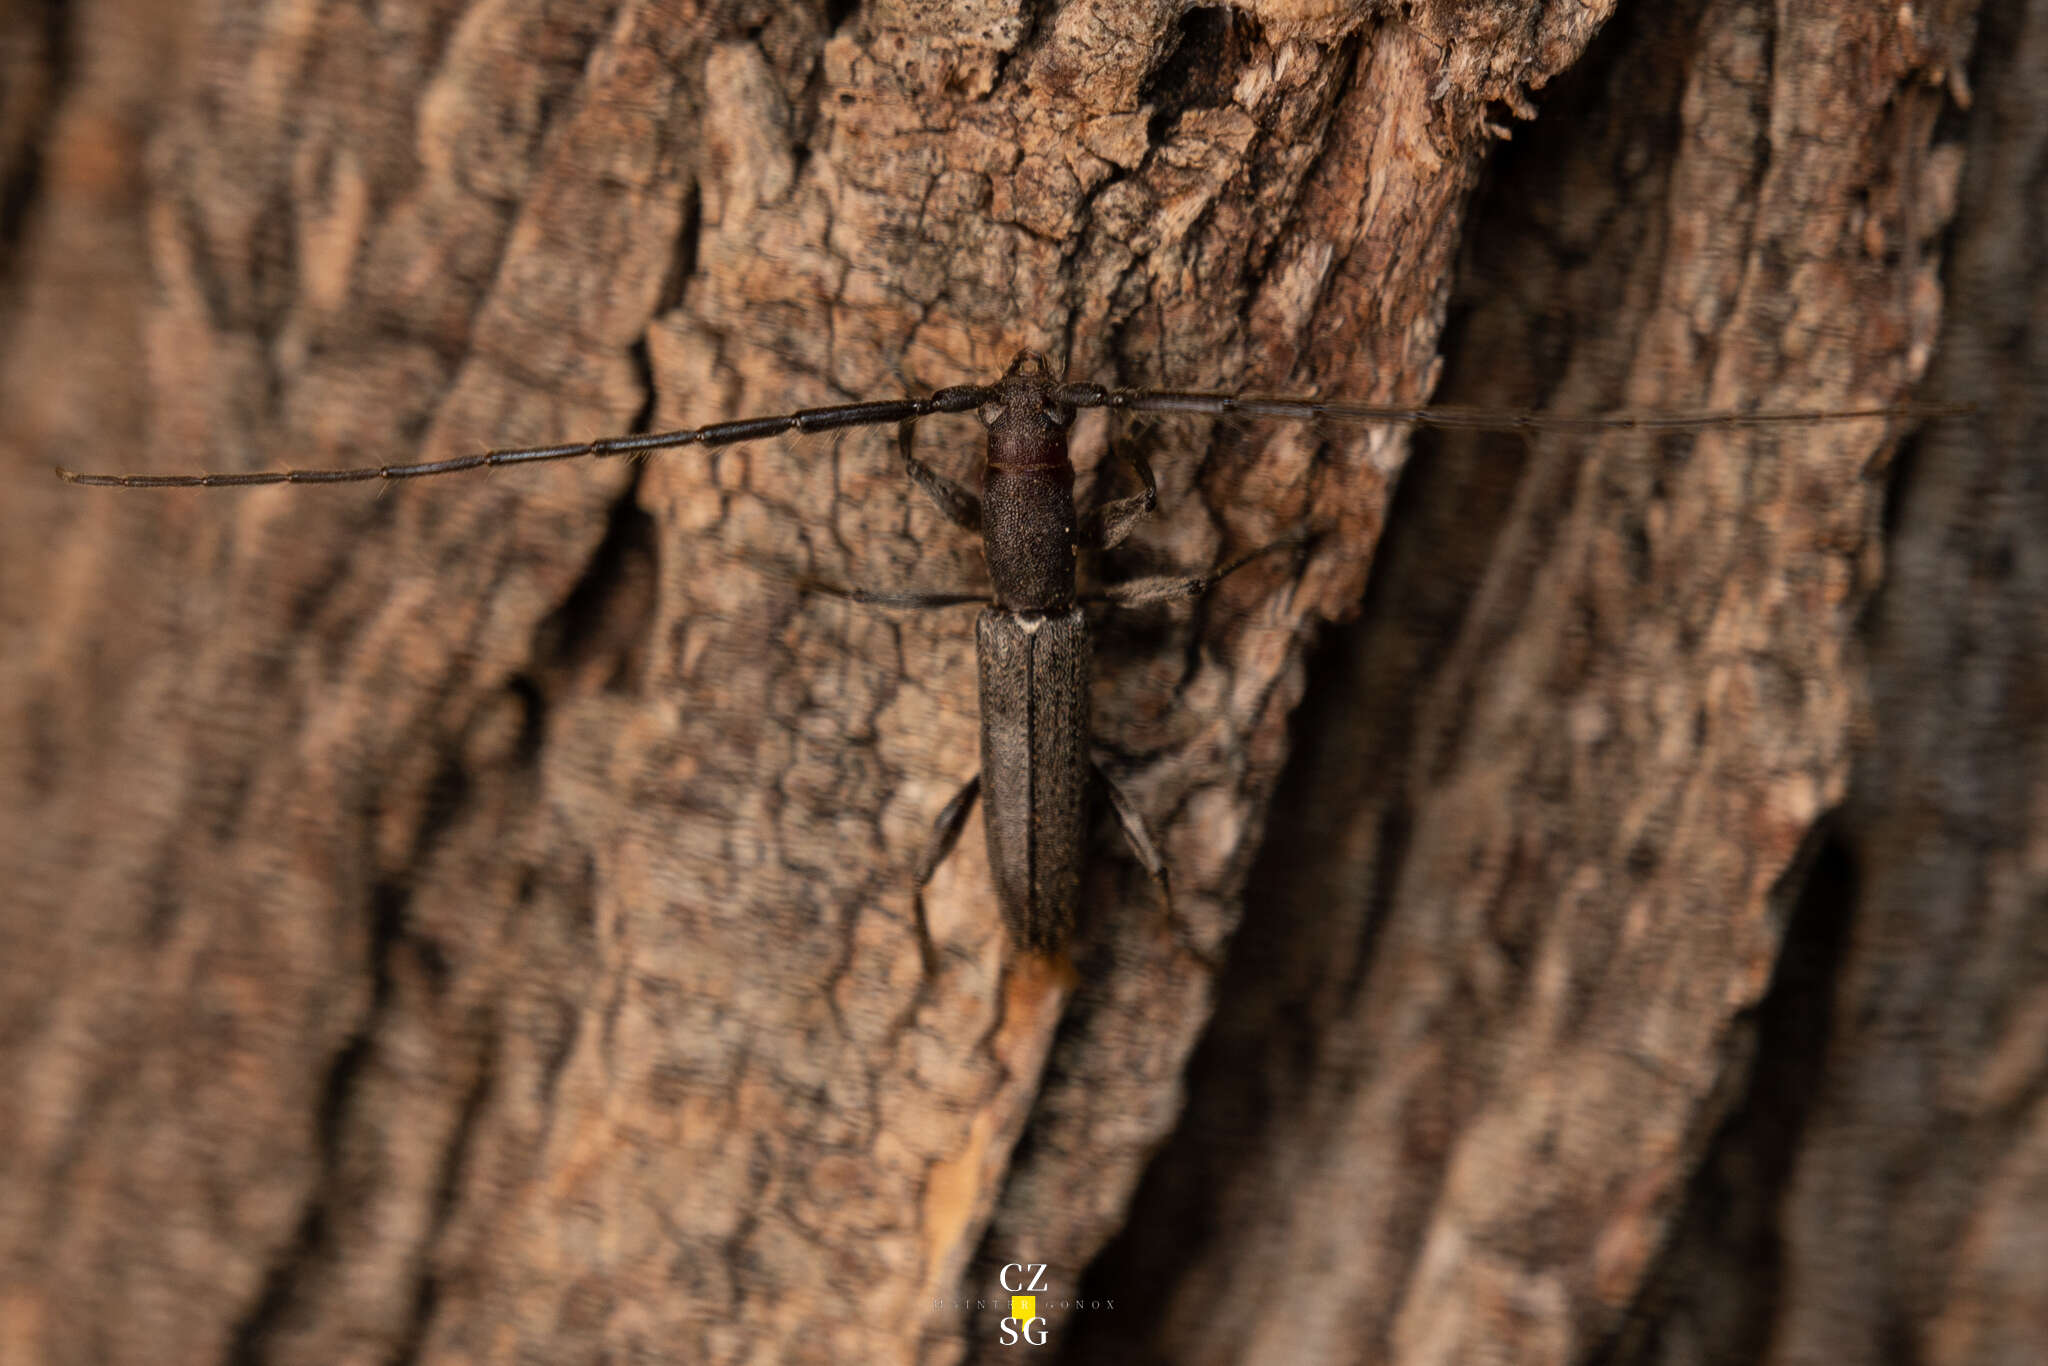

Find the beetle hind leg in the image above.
[
  {"left": 911, "top": 774, "right": 981, "bottom": 973},
  {"left": 1092, "top": 763, "right": 1171, "bottom": 919}
]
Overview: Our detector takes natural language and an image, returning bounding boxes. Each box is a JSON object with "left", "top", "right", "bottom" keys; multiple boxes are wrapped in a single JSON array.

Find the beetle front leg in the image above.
[{"left": 898, "top": 419, "right": 983, "bottom": 531}]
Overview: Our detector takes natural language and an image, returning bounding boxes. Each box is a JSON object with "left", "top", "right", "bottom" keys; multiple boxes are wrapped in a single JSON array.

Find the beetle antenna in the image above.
[{"left": 56, "top": 386, "right": 996, "bottom": 488}]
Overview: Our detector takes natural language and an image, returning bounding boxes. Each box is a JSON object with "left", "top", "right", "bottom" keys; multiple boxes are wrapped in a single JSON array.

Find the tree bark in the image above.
[{"left": 1, "top": 1, "right": 2026, "bottom": 1364}]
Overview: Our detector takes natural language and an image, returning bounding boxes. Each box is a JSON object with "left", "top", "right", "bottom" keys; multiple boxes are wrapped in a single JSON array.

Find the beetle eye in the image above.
[
  {"left": 1043, "top": 401, "right": 1074, "bottom": 427},
  {"left": 978, "top": 402, "right": 1002, "bottom": 428}
]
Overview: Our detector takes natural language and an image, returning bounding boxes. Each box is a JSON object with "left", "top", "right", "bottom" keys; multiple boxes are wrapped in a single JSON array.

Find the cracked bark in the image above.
[{"left": 2, "top": 2, "right": 2032, "bottom": 1365}]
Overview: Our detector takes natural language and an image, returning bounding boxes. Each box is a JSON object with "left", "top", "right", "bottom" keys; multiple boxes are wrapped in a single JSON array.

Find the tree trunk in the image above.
[{"left": 2, "top": 1, "right": 2030, "bottom": 1364}]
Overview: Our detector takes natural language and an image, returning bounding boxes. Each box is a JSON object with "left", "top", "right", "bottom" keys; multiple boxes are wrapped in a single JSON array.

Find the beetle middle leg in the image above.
[
  {"left": 1084, "top": 530, "right": 1314, "bottom": 608},
  {"left": 897, "top": 419, "right": 982, "bottom": 530},
  {"left": 795, "top": 582, "right": 986, "bottom": 609},
  {"left": 1081, "top": 438, "right": 1160, "bottom": 550}
]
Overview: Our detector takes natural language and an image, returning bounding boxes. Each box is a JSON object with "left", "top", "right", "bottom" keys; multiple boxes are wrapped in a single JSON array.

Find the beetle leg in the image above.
[
  {"left": 1081, "top": 439, "right": 1159, "bottom": 549},
  {"left": 899, "top": 419, "right": 983, "bottom": 531},
  {"left": 911, "top": 774, "right": 981, "bottom": 972},
  {"left": 1092, "top": 762, "right": 1171, "bottom": 917},
  {"left": 1084, "top": 529, "right": 1314, "bottom": 607},
  {"left": 797, "top": 580, "right": 986, "bottom": 609}
]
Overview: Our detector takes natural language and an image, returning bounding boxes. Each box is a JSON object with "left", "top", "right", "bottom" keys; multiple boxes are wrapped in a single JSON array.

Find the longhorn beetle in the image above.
[{"left": 58, "top": 353, "right": 1948, "bottom": 962}]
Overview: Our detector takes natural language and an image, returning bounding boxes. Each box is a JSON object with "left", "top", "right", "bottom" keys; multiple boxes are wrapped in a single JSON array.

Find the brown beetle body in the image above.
[{"left": 890, "top": 352, "right": 1184, "bottom": 959}]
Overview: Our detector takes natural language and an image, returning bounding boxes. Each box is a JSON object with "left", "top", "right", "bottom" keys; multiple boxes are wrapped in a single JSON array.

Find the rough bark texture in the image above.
[{"left": 0, "top": 2, "right": 2028, "bottom": 1365}]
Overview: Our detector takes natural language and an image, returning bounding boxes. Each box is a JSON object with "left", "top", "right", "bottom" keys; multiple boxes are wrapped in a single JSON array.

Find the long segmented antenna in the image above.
[
  {"left": 1069, "top": 386, "right": 1969, "bottom": 432},
  {"left": 54, "top": 386, "right": 994, "bottom": 487},
  {"left": 54, "top": 374, "right": 1967, "bottom": 489}
]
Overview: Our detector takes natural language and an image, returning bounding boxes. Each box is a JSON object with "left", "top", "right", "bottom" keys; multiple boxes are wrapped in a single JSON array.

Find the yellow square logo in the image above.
[{"left": 1011, "top": 1294, "right": 1036, "bottom": 1323}]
